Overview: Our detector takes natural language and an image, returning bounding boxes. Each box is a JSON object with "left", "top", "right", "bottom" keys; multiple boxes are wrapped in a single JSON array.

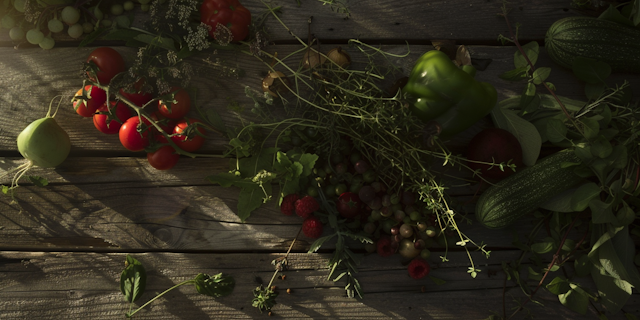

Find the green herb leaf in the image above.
[
  {"left": 546, "top": 276, "right": 570, "bottom": 295},
  {"left": 598, "top": 5, "right": 635, "bottom": 27},
  {"left": 580, "top": 117, "right": 600, "bottom": 140},
  {"left": 120, "top": 255, "right": 146, "bottom": 303},
  {"left": 585, "top": 82, "right": 606, "bottom": 100},
  {"left": 531, "top": 237, "right": 555, "bottom": 254},
  {"left": 308, "top": 234, "right": 335, "bottom": 253},
  {"left": 429, "top": 275, "right": 446, "bottom": 285},
  {"left": 590, "top": 136, "right": 613, "bottom": 159},
  {"left": 574, "top": 254, "right": 591, "bottom": 277},
  {"left": 194, "top": 273, "right": 235, "bottom": 298},
  {"left": 237, "top": 183, "right": 269, "bottom": 222},
  {"left": 298, "top": 153, "right": 319, "bottom": 177},
  {"left": 545, "top": 118, "right": 567, "bottom": 144},
  {"left": 532, "top": 67, "right": 551, "bottom": 85},
  {"left": 499, "top": 67, "right": 529, "bottom": 81},
  {"left": 27, "top": 176, "right": 48, "bottom": 187},
  {"left": 491, "top": 104, "right": 541, "bottom": 166},
  {"left": 539, "top": 187, "right": 577, "bottom": 213},
  {"left": 205, "top": 109, "right": 227, "bottom": 135},
  {"left": 208, "top": 172, "right": 243, "bottom": 187},
  {"left": 616, "top": 204, "right": 635, "bottom": 226},
  {"left": 519, "top": 83, "right": 536, "bottom": 110},
  {"left": 558, "top": 284, "right": 589, "bottom": 315},
  {"left": 572, "top": 57, "right": 611, "bottom": 84},
  {"left": 514, "top": 41, "right": 539, "bottom": 68},
  {"left": 589, "top": 199, "right": 618, "bottom": 224},
  {"left": 590, "top": 261, "right": 632, "bottom": 313},
  {"left": 570, "top": 182, "right": 601, "bottom": 212}
]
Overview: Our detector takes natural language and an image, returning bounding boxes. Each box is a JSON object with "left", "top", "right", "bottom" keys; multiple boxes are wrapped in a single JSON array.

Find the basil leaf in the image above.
[
  {"left": 120, "top": 255, "right": 147, "bottom": 303},
  {"left": 194, "top": 273, "right": 235, "bottom": 298}
]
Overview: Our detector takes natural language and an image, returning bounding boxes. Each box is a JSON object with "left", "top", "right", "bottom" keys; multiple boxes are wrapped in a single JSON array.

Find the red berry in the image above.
[
  {"left": 302, "top": 215, "right": 323, "bottom": 238},
  {"left": 407, "top": 258, "right": 431, "bottom": 279},
  {"left": 295, "top": 196, "right": 319, "bottom": 218},
  {"left": 376, "top": 236, "right": 395, "bottom": 257},
  {"left": 336, "top": 192, "right": 362, "bottom": 219},
  {"left": 280, "top": 194, "right": 300, "bottom": 216}
]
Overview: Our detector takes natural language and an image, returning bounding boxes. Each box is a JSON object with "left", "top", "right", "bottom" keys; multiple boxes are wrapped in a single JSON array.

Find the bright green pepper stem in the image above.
[{"left": 402, "top": 50, "right": 497, "bottom": 138}]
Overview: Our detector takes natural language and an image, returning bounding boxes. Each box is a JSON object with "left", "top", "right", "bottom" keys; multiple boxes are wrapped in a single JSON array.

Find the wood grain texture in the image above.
[
  {"left": 0, "top": 0, "right": 580, "bottom": 45},
  {"left": 2, "top": 251, "right": 637, "bottom": 319}
]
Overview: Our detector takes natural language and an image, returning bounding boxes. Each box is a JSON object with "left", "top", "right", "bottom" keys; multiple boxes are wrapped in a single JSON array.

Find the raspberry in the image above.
[
  {"left": 280, "top": 194, "right": 299, "bottom": 216},
  {"left": 294, "top": 196, "right": 319, "bottom": 218},
  {"left": 302, "top": 215, "right": 323, "bottom": 238},
  {"left": 376, "top": 236, "right": 395, "bottom": 257},
  {"left": 407, "top": 258, "right": 431, "bottom": 279}
]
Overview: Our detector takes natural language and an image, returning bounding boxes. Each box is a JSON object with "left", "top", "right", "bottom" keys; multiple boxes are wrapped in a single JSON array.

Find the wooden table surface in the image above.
[{"left": 1, "top": 0, "right": 639, "bottom": 319}]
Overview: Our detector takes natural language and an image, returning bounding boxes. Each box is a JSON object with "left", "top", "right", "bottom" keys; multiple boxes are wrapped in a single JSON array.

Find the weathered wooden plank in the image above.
[
  {"left": 2, "top": 44, "right": 637, "bottom": 155},
  {"left": 2, "top": 251, "right": 636, "bottom": 319},
  {"left": 0, "top": 0, "right": 581, "bottom": 46},
  {"left": 0, "top": 175, "right": 554, "bottom": 251}
]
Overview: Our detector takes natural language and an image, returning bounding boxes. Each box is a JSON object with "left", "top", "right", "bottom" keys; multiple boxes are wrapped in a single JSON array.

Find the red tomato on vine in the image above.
[
  {"left": 157, "top": 87, "right": 191, "bottom": 120},
  {"left": 171, "top": 118, "right": 206, "bottom": 152},
  {"left": 200, "top": 0, "right": 251, "bottom": 42},
  {"left": 85, "top": 47, "right": 125, "bottom": 85},
  {"left": 147, "top": 145, "right": 180, "bottom": 170}
]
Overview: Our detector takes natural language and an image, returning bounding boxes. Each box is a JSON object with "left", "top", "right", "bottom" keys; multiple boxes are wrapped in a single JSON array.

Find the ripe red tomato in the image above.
[
  {"left": 336, "top": 192, "right": 363, "bottom": 219},
  {"left": 200, "top": 0, "right": 251, "bottom": 42},
  {"left": 72, "top": 85, "right": 106, "bottom": 117},
  {"left": 157, "top": 87, "right": 191, "bottom": 119},
  {"left": 171, "top": 118, "right": 206, "bottom": 152},
  {"left": 86, "top": 47, "right": 125, "bottom": 85},
  {"left": 93, "top": 101, "right": 132, "bottom": 134},
  {"left": 147, "top": 145, "right": 180, "bottom": 170},
  {"left": 119, "top": 116, "right": 151, "bottom": 151}
]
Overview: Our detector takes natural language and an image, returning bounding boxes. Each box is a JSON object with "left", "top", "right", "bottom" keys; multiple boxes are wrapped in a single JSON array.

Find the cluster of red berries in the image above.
[{"left": 280, "top": 194, "right": 323, "bottom": 239}]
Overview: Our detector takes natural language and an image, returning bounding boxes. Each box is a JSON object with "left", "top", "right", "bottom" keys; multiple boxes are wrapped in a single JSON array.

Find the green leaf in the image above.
[
  {"left": 609, "top": 227, "right": 640, "bottom": 288},
  {"left": 607, "top": 145, "right": 628, "bottom": 170},
  {"left": 27, "top": 176, "right": 48, "bottom": 187},
  {"left": 120, "top": 255, "right": 146, "bottom": 303},
  {"left": 546, "top": 118, "right": 567, "bottom": 144},
  {"left": 574, "top": 254, "right": 591, "bottom": 277},
  {"left": 237, "top": 184, "right": 269, "bottom": 222},
  {"left": 519, "top": 83, "right": 536, "bottom": 110},
  {"left": 570, "top": 182, "right": 601, "bottom": 212},
  {"left": 194, "top": 273, "right": 235, "bottom": 298},
  {"left": 297, "top": 153, "right": 319, "bottom": 177},
  {"left": 205, "top": 109, "right": 227, "bottom": 135},
  {"left": 540, "top": 187, "right": 577, "bottom": 212},
  {"left": 558, "top": 285, "right": 589, "bottom": 315},
  {"left": 546, "top": 276, "right": 570, "bottom": 295},
  {"left": 598, "top": 5, "right": 635, "bottom": 27},
  {"left": 590, "top": 137, "right": 613, "bottom": 159},
  {"left": 499, "top": 67, "right": 529, "bottom": 81},
  {"left": 589, "top": 199, "right": 618, "bottom": 224},
  {"left": 585, "top": 82, "right": 606, "bottom": 100},
  {"left": 591, "top": 263, "right": 632, "bottom": 313},
  {"left": 491, "top": 104, "right": 541, "bottom": 166},
  {"left": 207, "top": 172, "right": 243, "bottom": 187},
  {"left": 308, "top": 234, "right": 335, "bottom": 253},
  {"left": 528, "top": 266, "right": 543, "bottom": 281},
  {"left": 581, "top": 117, "right": 600, "bottom": 140},
  {"left": 78, "top": 27, "right": 109, "bottom": 48},
  {"left": 531, "top": 237, "right": 555, "bottom": 254},
  {"left": 429, "top": 275, "right": 446, "bottom": 285},
  {"left": 616, "top": 204, "right": 635, "bottom": 226},
  {"left": 238, "top": 147, "right": 277, "bottom": 177},
  {"left": 630, "top": 0, "right": 640, "bottom": 26},
  {"left": 532, "top": 67, "right": 551, "bottom": 85},
  {"left": 572, "top": 57, "right": 612, "bottom": 84},
  {"left": 514, "top": 41, "right": 539, "bottom": 68},
  {"left": 133, "top": 34, "right": 177, "bottom": 51},
  {"left": 538, "top": 94, "right": 586, "bottom": 112}
]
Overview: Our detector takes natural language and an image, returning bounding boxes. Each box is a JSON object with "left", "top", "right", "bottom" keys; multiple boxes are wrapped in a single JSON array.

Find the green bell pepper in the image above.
[{"left": 403, "top": 50, "right": 497, "bottom": 138}]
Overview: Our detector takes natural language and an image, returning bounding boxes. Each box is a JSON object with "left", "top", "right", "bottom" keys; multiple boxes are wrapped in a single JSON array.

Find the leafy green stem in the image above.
[{"left": 126, "top": 279, "right": 195, "bottom": 318}]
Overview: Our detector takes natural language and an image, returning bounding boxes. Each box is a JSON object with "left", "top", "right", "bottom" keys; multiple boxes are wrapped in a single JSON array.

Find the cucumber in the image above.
[
  {"left": 475, "top": 150, "right": 583, "bottom": 229},
  {"left": 545, "top": 16, "right": 640, "bottom": 72}
]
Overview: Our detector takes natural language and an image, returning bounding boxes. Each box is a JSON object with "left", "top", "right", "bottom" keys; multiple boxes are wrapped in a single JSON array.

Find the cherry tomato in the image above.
[
  {"left": 157, "top": 87, "right": 191, "bottom": 119},
  {"left": 93, "top": 101, "right": 132, "bottom": 134},
  {"left": 119, "top": 116, "right": 151, "bottom": 151},
  {"left": 86, "top": 47, "right": 125, "bottom": 85},
  {"left": 147, "top": 145, "right": 180, "bottom": 170},
  {"left": 72, "top": 85, "right": 106, "bottom": 117},
  {"left": 171, "top": 118, "right": 206, "bottom": 152}
]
